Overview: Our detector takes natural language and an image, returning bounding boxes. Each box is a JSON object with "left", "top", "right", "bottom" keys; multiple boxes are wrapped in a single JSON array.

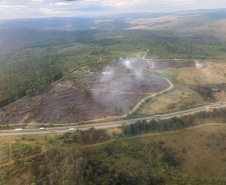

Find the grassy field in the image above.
[
  {"left": 0, "top": 145, "right": 8, "bottom": 165},
  {"left": 136, "top": 123, "right": 226, "bottom": 179},
  {"left": 176, "top": 61, "right": 226, "bottom": 85},
  {"left": 135, "top": 59, "right": 226, "bottom": 116},
  {"left": 11, "top": 142, "right": 41, "bottom": 159}
]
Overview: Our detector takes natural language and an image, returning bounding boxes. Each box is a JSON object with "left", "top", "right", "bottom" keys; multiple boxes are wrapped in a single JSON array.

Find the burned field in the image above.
[
  {"left": 0, "top": 58, "right": 209, "bottom": 125},
  {"left": 0, "top": 69, "right": 169, "bottom": 124},
  {"left": 147, "top": 59, "right": 206, "bottom": 70}
]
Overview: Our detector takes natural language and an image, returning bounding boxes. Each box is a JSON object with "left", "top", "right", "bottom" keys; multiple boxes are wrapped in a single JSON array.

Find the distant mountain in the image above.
[
  {"left": 146, "top": 11, "right": 226, "bottom": 41},
  {"left": 148, "top": 11, "right": 226, "bottom": 30},
  {"left": 0, "top": 17, "right": 134, "bottom": 30},
  {"left": 101, "top": 9, "right": 226, "bottom": 21},
  {"left": 0, "top": 9, "right": 226, "bottom": 31}
]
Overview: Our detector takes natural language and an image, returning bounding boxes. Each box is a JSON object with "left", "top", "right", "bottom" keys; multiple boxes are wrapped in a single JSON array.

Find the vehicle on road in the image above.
[
  {"left": 39, "top": 127, "right": 45, "bottom": 130},
  {"left": 205, "top": 107, "right": 214, "bottom": 110},
  {"left": 69, "top": 128, "right": 76, "bottom": 131},
  {"left": 14, "top": 128, "right": 23, "bottom": 131}
]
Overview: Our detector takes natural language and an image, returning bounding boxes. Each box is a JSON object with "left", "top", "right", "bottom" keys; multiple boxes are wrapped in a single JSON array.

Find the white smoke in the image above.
[
  {"left": 195, "top": 60, "right": 205, "bottom": 69},
  {"left": 123, "top": 60, "right": 132, "bottom": 69},
  {"left": 91, "top": 57, "right": 149, "bottom": 109}
]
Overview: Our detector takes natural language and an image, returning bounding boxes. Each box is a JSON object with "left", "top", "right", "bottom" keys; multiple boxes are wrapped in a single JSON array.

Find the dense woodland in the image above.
[
  {"left": 123, "top": 108, "right": 226, "bottom": 136},
  {"left": 0, "top": 28, "right": 226, "bottom": 108}
]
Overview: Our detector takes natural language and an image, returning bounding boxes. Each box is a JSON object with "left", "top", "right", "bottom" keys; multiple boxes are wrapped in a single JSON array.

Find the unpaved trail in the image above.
[
  {"left": 132, "top": 123, "right": 226, "bottom": 139},
  {"left": 147, "top": 59, "right": 155, "bottom": 71},
  {"left": 8, "top": 144, "right": 12, "bottom": 162},
  {"left": 141, "top": 49, "right": 155, "bottom": 71}
]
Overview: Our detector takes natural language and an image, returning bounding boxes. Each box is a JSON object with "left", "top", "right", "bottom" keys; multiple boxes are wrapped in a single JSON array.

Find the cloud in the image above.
[
  {"left": 56, "top": 2, "right": 73, "bottom": 6},
  {"left": 0, "top": 0, "right": 226, "bottom": 19}
]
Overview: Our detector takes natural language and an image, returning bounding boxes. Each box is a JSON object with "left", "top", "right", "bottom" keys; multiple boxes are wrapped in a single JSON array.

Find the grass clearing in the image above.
[
  {"left": 176, "top": 61, "right": 226, "bottom": 85},
  {"left": 0, "top": 145, "right": 9, "bottom": 165},
  {"left": 136, "top": 60, "right": 226, "bottom": 116},
  {"left": 138, "top": 123, "right": 226, "bottom": 179},
  {"left": 11, "top": 142, "right": 41, "bottom": 159},
  {"left": 137, "top": 86, "right": 205, "bottom": 116}
]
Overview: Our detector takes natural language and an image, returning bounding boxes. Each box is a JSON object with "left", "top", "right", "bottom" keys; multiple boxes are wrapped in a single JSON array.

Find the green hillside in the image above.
[{"left": 0, "top": 108, "right": 226, "bottom": 185}]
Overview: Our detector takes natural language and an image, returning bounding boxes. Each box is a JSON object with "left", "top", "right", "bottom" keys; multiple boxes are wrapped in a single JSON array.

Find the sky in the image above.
[{"left": 1, "top": 0, "right": 226, "bottom": 19}]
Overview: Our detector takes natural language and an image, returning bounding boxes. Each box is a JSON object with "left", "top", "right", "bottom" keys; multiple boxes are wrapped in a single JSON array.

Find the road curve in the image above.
[{"left": 0, "top": 102, "right": 226, "bottom": 135}]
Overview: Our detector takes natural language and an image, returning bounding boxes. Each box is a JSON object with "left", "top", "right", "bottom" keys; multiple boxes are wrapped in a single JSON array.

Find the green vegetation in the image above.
[
  {"left": 0, "top": 145, "right": 8, "bottom": 165},
  {"left": 11, "top": 143, "right": 41, "bottom": 159},
  {"left": 48, "top": 128, "right": 110, "bottom": 146},
  {"left": 0, "top": 108, "right": 226, "bottom": 184},
  {"left": 193, "top": 85, "right": 216, "bottom": 102}
]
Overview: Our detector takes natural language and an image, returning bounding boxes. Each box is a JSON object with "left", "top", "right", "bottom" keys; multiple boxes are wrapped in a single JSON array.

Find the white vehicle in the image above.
[
  {"left": 39, "top": 127, "right": 45, "bottom": 130},
  {"left": 69, "top": 128, "right": 75, "bottom": 131},
  {"left": 14, "top": 128, "right": 22, "bottom": 131}
]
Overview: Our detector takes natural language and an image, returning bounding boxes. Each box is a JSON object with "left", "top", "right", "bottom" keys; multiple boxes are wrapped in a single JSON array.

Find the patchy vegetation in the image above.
[
  {"left": 0, "top": 145, "right": 8, "bottom": 165},
  {"left": 0, "top": 109, "right": 226, "bottom": 184},
  {"left": 11, "top": 143, "right": 41, "bottom": 159}
]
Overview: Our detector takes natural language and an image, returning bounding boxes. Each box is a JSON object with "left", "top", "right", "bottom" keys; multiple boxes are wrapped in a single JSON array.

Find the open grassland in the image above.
[
  {"left": 135, "top": 59, "right": 226, "bottom": 117},
  {"left": 176, "top": 61, "right": 226, "bottom": 85},
  {"left": 0, "top": 145, "right": 8, "bottom": 165},
  {"left": 137, "top": 123, "right": 226, "bottom": 179},
  {"left": 137, "top": 86, "right": 205, "bottom": 116}
]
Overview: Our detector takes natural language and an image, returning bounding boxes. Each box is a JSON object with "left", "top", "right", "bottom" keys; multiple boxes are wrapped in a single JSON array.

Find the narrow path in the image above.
[
  {"left": 0, "top": 144, "right": 13, "bottom": 168},
  {"left": 147, "top": 59, "right": 155, "bottom": 71},
  {"left": 142, "top": 49, "right": 155, "bottom": 71},
  {"left": 97, "top": 54, "right": 102, "bottom": 63},
  {"left": 8, "top": 144, "right": 12, "bottom": 162},
  {"left": 142, "top": 49, "right": 149, "bottom": 60},
  {"left": 132, "top": 123, "right": 226, "bottom": 139}
]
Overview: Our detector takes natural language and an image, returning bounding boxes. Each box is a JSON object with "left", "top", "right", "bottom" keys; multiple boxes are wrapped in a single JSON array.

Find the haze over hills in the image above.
[
  {"left": 148, "top": 11, "right": 226, "bottom": 30},
  {"left": 0, "top": 8, "right": 226, "bottom": 31}
]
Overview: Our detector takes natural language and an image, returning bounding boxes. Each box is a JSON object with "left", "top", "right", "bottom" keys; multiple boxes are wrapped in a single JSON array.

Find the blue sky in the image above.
[{"left": 1, "top": 0, "right": 226, "bottom": 19}]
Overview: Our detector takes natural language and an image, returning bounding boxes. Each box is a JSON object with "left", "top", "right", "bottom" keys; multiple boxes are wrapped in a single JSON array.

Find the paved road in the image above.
[{"left": 0, "top": 102, "right": 225, "bottom": 135}]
